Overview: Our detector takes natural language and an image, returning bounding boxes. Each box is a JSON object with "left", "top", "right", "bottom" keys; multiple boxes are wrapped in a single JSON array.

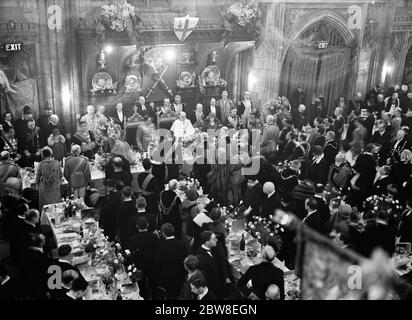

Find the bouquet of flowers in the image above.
[
  {"left": 226, "top": 1, "right": 259, "bottom": 27},
  {"left": 363, "top": 194, "right": 404, "bottom": 223},
  {"left": 125, "top": 263, "right": 143, "bottom": 283},
  {"left": 107, "top": 118, "right": 122, "bottom": 141},
  {"left": 178, "top": 178, "right": 200, "bottom": 192},
  {"left": 94, "top": 153, "right": 112, "bottom": 171},
  {"left": 246, "top": 215, "right": 284, "bottom": 248},
  {"left": 101, "top": 1, "right": 136, "bottom": 32}
]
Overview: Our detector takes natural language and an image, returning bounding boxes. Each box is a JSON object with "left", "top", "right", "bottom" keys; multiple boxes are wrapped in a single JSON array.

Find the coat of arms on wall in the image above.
[{"left": 174, "top": 15, "right": 199, "bottom": 41}]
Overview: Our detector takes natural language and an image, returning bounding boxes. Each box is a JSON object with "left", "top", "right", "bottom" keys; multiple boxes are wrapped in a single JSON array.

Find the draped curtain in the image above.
[
  {"left": 280, "top": 45, "right": 352, "bottom": 111},
  {"left": 227, "top": 47, "right": 253, "bottom": 102}
]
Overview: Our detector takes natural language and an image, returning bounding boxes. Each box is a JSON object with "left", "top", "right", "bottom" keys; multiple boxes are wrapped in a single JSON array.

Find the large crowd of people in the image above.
[{"left": 1, "top": 82, "right": 412, "bottom": 300}]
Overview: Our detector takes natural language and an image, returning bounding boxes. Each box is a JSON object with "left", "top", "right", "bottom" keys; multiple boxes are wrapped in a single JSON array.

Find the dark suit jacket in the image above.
[
  {"left": 136, "top": 103, "right": 155, "bottom": 119},
  {"left": 110, "top": 110, "right": 128, "bottom": 130},
  {"left": 155, "top": 238, "right": 188, "bottom": 298},
  {"left": 204, "top": 104, "right": 222, "bottom": 121},
  {"left": 323, "top": 141, "right": 338, "bottom": 167},
  {"left": 314, "top": 196, "right": 331, "bottom": 233},
  {"left": 304, "top": 211, "right": 324, "bottom": 234},
  {"left": 0, "top": 277, "right": 19, "bottom": 300},
  {"left": 372, "top": 176, "right": 391, "bottom": 196},
  {"left": 307, "top": 158, "right": 329, "bottom": 184},
  {"left": 261, "top": 193, "right": 281, "bottom": 219},
  {"left": 399, "top": 211, "right": 412, "bottom": 244},
  {"left": 116, "top": 200, "right": 138, "bottom": 247},
  {"left": 199, "top": 289, "right": 217, "bottom": 301},
  {"left": 238, "top": 261, "right": 285, "bottom": 300},
  {"left": 196, "top": 247, "right": 222, "bottom": 299},
  {"left": 129, "top": 231, "right": 160, "bottom": 278},
  {"left": 353, "top": 153, "right": 376, "bottom": 191},
  {"left": 19, "top": 248, "right": 51, "bottom": 299}
]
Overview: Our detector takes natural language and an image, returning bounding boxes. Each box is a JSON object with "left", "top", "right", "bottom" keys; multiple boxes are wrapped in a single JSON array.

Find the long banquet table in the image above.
[{"left": 41, "top": 203, "right": 143, "bottom": 300}]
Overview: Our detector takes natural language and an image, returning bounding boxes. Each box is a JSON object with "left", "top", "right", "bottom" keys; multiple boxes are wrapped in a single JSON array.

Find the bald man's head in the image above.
[
  {"left": 265, "top": 284, "right": 281, "bottom": 300},
  {"left": 263, "top": 182, "right": 275, "bottom": 195}
]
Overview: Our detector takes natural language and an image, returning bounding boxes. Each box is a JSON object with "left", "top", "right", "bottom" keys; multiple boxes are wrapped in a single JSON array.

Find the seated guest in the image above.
[
  {"left": 129, "top": 216, "right": 160, "bottom": 299},
  {"left": 205, "top": 98, "right": 222, "bottom": 122},
  {"left": 170, "top": 112, "right": 195, "bottom": 139},
  {"left": 136, "top": 116, "right": 155, "bottom": 153},
  {"left": 19, "top": 233, "right": 51, "bottom": 300},
  {"left": 21, "top": 209, "right": 41, "bottom": 249},
  {"left": 52, "top": 269, "right": 79, "bottom": 300},
  {"left": 327, "top": 153, "right": 352, "bottom": 192},
  {"left": 189, "top": 272, "right": 217, "bottom": 301},
  {"left": 224, "top": 107, "right": 242, "bottom": 130},
  {"left": 0, "top": 263, "right": 19, "bottom": 300},
  {"left": 106, "top": 157, "right": 132, "bottom": 187},
  {"left": 0, "top": 151, "right": 20, "bottom": 183},
  {"left": 155, "top": 223, "right": 188, "bottom": 300},
  {"left": 238, "top": 245, "right": 285, "bottom": 300},
  {"left": 202, "top": 113, "right": 220, "bottom": 131},
  {"left": 282, "top": 131, "right": 297, "bottom": 161},
  {"left": 47, "top": 127, "right": 66, "bottom": 162},
  {"left": 116, "top": 186, "right": 138, "bottom": 248},
  {"left": 72, "top": 121, "right": 96, "bottom": 159},
  {"left": 159, "top": 179, "right": 183, "bottom": 239},
  {"left": 179, "top": 255, "right": 201, "bottom": 300},
  {"left": 136, "top": 96, "right": 154, "bottom": 118},
  {"left": 64, "top": 145, "right": 91, "bottom": 199},
  {"left": 0, "top": 125, "right": 19, "bottom": 159},
  {"left": 159, "top": 98, "right": 176, "bottom": 118},
  {"left": 173, "top": 95, "right": 185, "bottom": 116},
  {"left": 372, "top": 165, "right": 392, "bottom": 196}
]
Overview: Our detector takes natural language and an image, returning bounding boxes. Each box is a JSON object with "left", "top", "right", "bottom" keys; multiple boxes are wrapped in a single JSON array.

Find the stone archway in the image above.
[{"left": 279, "top": 10, "right": 357, "bottom": 111}]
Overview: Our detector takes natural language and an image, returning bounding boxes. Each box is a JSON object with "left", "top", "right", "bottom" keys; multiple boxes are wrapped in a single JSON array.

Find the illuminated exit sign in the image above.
[
  {"left": 3, "top": 42, "right": 22, "bottom": 52},
  {"left": 316, "top": 41, "right": 328, "bottom": 49}
]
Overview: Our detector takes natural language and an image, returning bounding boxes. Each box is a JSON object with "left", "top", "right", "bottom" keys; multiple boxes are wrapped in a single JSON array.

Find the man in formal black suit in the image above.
[
  {"left": 372, "top": 165, "right": 392, "bottom": 196},
  {"left": 107, "top": 157, "right": 133, "bottom": 187},
  {"left": 116, "top": 187, "right": 138, "bottom": 247},
  {"left": 110, "top": 102, "right": 128, "bottom": 130},
  {"left": 21, "top": 208, "right": 41, "bottom": 251},
  {"left": 127, "top": 196, "right": 157, "bottom": 235},
  {"left": 189, "top": 271, "right": 217, "bottom": 301},
  {"left": 307, "top": 145, "right": 329, "bottom": 185},
  {"left": 196, "top": 231, "right": 223, "bottom": 299},
  {"left": 99, "top": 179, "right": 123, "bottom": 241},
  {"left": 398, "top": 198, "right": 412, "bottom": 244},
  {"left": 9, "top": 203, "right": 29, "bottom": 266},
  {"left": 282, "top": 131, "right": 297, "bottom": 161},
  {"left": 129, "top": 216, "right": 160, "bottom": 299},
  {"left": 0, "top": 263, "right": 19, "bottom": 300},
  {"left": 136, "top": 96, "right": 154, "bottom": 119},
  {"left": 136, "top": 158, "right": 160, "bottom": 218},
  {"left": 323, "top": 131, "right": 338, "bottom": 167},
  {"left": 54, "top": 245, "right": 85, "bottom": 280},
  {"left": 261, "top": 182, "right": 281, "bottom": 219},
  {"left": 155, "top": 223, "right": 188, "bottom": 299},
  {"left": 19, "top": 233, "right": 51, "bottom": 299},
  {"left": 14, "top": 105, "right": 34, "bottom": 153},
  {"left": 303, "top": 198, "right": 324, "bottom": 234},
  {"left": 204, "top": 98, "right": 222, "bottom": 121},
  {"left": 238, "top": 245, "right": 285, "bottom": 300},
  {"left": 314, "top": 184, "right": 331, "bottom": 234},
  {"left": 37, "top": 102, "right": 54, "bottom": 147}
]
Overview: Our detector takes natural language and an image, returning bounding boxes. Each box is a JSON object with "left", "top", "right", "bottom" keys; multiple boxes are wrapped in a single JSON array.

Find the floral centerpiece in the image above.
[
  {"left": 62, "top": 195, "right": 87, "bottom": 218},
  {"left": 101, "top": 1, "right": 136, "bottom": 32},
  {"left": 94, "top": 152, "right": 112, "bottom": 171},
  {"left": 363, "top": 194, "right": 404, "bottom": 224},
  {"left": 245, "top": 215, "right": 284, "bottom": 248},
  {"left": 223, "top": 1, "right": 263, "bottom": 44}
]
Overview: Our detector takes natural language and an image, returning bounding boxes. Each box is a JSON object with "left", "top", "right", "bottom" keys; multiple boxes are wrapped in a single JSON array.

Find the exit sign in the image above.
[
  {"left": 316, "top": 41, "right": 328, "bottom": 49},
  {"left": 3, "top": 42, "right": 22, "bottom": 52}
]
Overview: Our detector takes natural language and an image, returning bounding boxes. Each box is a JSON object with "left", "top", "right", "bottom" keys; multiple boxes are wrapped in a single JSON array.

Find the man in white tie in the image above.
[
  {"left": 136, "top": 96, "right": 153, "bottom": 118},
  {"left": 111, "top": 102, "right": 126, "bottom": 130},
  {"left": 173, "top": 95, "right": 185, "bottom": 115},
  {"left": 238, "top": 91, "right": 253, "bottom": 121},
  {"left": 206, "top": 98, "right": 221, "bottom": 121}
]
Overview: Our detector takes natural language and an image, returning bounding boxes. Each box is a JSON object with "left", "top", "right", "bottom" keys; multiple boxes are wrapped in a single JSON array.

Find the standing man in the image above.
[
  {"left": 217, "top": 91, "right": 234, "bottom": 124},
  {"left": 80, "top": 105, "right": 98, "bottom": 133},
  {"left": 37, "top": 102, "right": 53, "bottom": 147},
  {"left": 64, "top": 144, "right": 91, "bottom": 199},
  {"left": 205, "top": 98, "right": 222, "bottom": 121},
  {"left": 290, "top": 84, "right": 306, "bottom": 110},
  {"left": 110, "top": 102, "right": 127, "bottom": 130},
  {"left": 136, "top": 158, "right": 160, "bottom": 219},
  {"left": 260, "top": 115, "right": 279, "bottom": 156},
  {"left": 173, "top": 95, "right": 186, "bottom": 116},
  {"left": 237, "top": 91, "right": 253, "bottom": 121},
  {"left": 14, "top": 105, "right": 34, "bottom": 153}
]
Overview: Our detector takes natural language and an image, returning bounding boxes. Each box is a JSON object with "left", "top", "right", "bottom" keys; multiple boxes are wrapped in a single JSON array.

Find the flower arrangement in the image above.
[
  {"left": 245, "top": 215, "right": 284, "bottom": 247},
  {"left": 178, "top": 178, "right": 200, "bottom": 192},
  {"left": 363, "top": 194, "right": 403, "bottom": 222},
  {"left": 101, "top": 1, "right": 136, "bottom": 32},
  {"left": 226, "top": 1, "right": 259, "bottom": 27},
  {"left": 94, "top": 153, "right": 112, "bottom": 171}
]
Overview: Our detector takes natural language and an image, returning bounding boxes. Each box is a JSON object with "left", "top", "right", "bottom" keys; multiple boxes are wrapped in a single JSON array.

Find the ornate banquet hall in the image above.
[{"left": 0, "top": 0, "right": 412, "bottom": 303}]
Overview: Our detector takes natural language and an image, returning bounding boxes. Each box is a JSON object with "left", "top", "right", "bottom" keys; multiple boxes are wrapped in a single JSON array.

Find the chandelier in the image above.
[{"left": 101, "top": 0, "right": 136, "bottom": 32}]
